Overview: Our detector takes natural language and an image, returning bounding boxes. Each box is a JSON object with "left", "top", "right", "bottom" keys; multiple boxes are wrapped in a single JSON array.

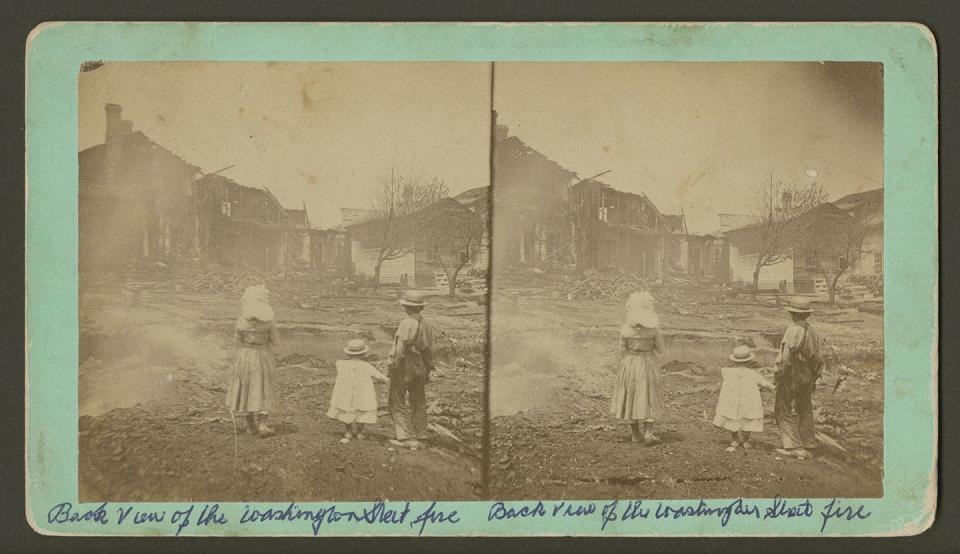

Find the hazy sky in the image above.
[
  {"left": 79, "top": 62, "right": 492, "bottom": 228},
  {"left": 80, "top": 62, "right": 882, "bottom": 233},
  {"left": 494, "top": 62, "right": 883, "bottom": 233}
]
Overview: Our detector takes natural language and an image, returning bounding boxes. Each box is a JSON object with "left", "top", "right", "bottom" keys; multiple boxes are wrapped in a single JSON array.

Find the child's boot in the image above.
[
  {"left": 257, "top": 413, "right": 275, "bottom": 437},
  {"left": 726, "top": 431, "right": 740, "bottom": 452},
  {"left": 355, "top": 423, "right": 365, "bottom": 441},
  {"left": 727, "top": 431, "right": 740, "bottom": 452},
  {"left": 643, "top": 421, "right": 660, "bottom": 444},
  {"left": 244, "top": 414, "right": 258, "bottom": 434},
  {"left": 630, "top": 422, "right": 642, "bottom": 444}
]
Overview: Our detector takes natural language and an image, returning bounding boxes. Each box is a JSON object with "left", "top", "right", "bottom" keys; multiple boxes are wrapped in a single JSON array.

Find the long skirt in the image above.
[
  {"left": 610, "top": 353, "right": 663, "bottom": 421},
  {"left": 225, "top": 345, "right": 278, "bottom": 414}
]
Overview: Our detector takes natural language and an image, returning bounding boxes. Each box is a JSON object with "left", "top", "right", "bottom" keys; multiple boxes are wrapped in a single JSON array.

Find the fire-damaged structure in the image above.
[
  {"left": 285, "top": 206, "right": 312, "bottom": 267},
  {"left": 79, "top": 103, "right": 350, "bottom": 275},
  {"left": 491, "top": 124, "right": 577, "bottom": 268},
  {"left": 305, "top": 228, "right": 349, "bottom": 276},
  {"left": 569, "top": 179, "right": 682, "bottom": 277},
  {"left": 192, "top": 173, "right": 293, "bottom": 272},
  {"left": 79, "top": 105, "right": 202, "bottom": 271},
  {"left": 493, "top": 124, "right": 707, "bottom": 279}
]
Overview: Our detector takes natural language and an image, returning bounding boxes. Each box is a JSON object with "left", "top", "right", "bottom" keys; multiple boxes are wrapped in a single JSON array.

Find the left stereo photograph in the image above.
[{"left": 77, "top": 62, "right": 491, "bottom": 502}]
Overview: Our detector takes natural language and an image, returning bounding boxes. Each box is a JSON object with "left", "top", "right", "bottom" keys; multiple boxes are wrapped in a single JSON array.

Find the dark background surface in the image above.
[{"left": 3, "top": 1, "right": 955, "bottom": 552}]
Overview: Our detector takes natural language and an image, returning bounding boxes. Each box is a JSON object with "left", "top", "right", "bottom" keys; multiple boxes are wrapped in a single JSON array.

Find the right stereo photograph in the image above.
[{"left": 488, "top": 62, "right": 884, "bottom": 500}]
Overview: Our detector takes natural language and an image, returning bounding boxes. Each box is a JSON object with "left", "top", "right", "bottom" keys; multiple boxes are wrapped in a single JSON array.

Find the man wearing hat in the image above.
[
  {"left": 387, "top": 290, "right": 436, "bottom": 450},
  {"left": 773, "top": 297, "right": 826, "bottom": 460}
]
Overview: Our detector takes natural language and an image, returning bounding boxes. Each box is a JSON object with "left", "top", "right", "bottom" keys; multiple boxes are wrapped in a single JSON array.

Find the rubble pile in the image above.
[
  {"left": 270, "top": 276, "right": 364, "bottom": 306},
  {"left": 85, "top": 260, "right": 270, "bottom": 295},
  {"left": 547, "top": 268, "right": 706, "bottom": 302},
  {"left": 493, "top": 267, "right": 736, "bottom": 318},
  {"left": 558, "top": 268, "right": 658, "bottom": 300},
  {"left": 88, "top": 260, "right": 369, "bottom": 302},
  {"left": 495, "top": 266, "right": 720, "bottom": 303},
  {"left": 187, "top": 265, "right": 267, "bottom": 294}
]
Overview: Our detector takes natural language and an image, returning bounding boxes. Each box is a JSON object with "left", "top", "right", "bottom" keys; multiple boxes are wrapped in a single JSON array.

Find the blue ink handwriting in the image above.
[
  {"left": 488, "top": 501, "right": 546, "bottom": 520},
  {"left": 552, "top": 501, "right": 596, "bottom": 518},
  {"left": 47, "top": 502, "right": 109, "bottom": 526},
  {"left": 240, "top": 501, "right": 411, "bottom": 536},
  {"left": 42, "top": 496, "right": 874, "bottom": 535},
  {"left": 655, "top": 499, "right": 760, "bottom": 528},
  {"left": 763, "top": 496, "right": 814, "bottom": 520},
  {"left": 171, "top": 505, "right": 193, "bottom": 536},
  {"left": 410, "top": 501, "right": 460, "bottom": 536},
  {"left": 819, "top": 498, "right": 872, "bottom": 533},
  {"left": 197, "top": 503, "right": 228, "bottom": 527}
]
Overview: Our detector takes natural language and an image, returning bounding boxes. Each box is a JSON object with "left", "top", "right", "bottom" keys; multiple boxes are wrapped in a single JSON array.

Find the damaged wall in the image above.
[
  {"left": 492, "top": 127, "right": 576, "bottom": 268},
  {"left": 193, "top": 174, "right": 291, "bottom": 272},
  {"left": 569, "top": 180, "right": 673, "bottom": 277},
  {"left": 79, "top": 123, "right": 200, "bottom": 272},
  {"left": 309, "top": 229, "right": 352, "bottom": 275}
]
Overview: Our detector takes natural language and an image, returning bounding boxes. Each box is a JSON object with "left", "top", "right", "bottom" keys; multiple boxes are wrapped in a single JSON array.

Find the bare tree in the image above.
[
  {"left": 800, "top": 207, "right": 873, "bottom": 305},
  {"left": 418, "top": 199, "right": 485, "bottom": 297},
  {"left": 749, "top": 177, "right": 827, "bottom": 296},
  {"left": 369, "top": 169, "right": 448, "bottom": 286}
]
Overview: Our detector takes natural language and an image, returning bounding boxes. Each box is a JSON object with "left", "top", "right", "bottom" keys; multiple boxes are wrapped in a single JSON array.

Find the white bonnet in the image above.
[
  {"left": 625, "top": 290, "right": 659, "bottom": 328},
  {"left": 241, "top": 284, "right": 274, "bottom": 322}
]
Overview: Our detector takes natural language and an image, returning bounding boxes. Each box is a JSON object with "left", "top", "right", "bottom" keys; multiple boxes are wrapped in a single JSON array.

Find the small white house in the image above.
[
  {"left": 833, "top": 188, "right": 883, "bottom": 276},
  {"left": 345, "top": 197, "right": 486, "bottom": 290}
]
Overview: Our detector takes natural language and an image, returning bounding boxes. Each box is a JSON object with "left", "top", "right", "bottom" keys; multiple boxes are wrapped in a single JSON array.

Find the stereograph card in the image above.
[{"left": 24, "top": 22, "right": 937, "bottom": 537}]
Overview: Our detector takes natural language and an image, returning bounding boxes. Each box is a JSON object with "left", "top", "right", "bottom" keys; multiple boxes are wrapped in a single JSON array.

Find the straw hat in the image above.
[
  {"left": 399, "top": 290, "right": 428, "bottom": 307},
  {"left": 625, "top": 290, "right": 659, "bottom": 328},
  {"left": 729, "top": 345, "right": 756, "bottom": 363},
  {"left": 784, "top": 297, "right": 814, "bottom": 314},
  {"left": 343, "top": 338, "right": 370, "bottom": 356},
  {"left": 241, "top": 284, "right": 274, "bottom": 321}
]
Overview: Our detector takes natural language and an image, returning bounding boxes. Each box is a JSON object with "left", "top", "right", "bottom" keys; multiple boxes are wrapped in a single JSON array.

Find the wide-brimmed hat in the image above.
[
  {"left": 729, "top": 345, "right": 756, "bottom": 363},
  {"left": 344, "top": 338, "right": 370, "bottom": 356},
  {"left": 241, "top": 284, "right": 274, "bottom": 321},
  {"left": 784, "top": 297, "right": 814, "bottom": 314},
  {"left": 625, "top": 290, "right": 659, "bottom": 328},
  {"left": 399, "top": 290, "right": 428, "bottom": 307}
]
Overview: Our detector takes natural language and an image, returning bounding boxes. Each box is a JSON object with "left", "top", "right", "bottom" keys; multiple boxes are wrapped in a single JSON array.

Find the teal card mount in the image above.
[{"left": 25, "top": 22, "right": 937, "bottom": 537}]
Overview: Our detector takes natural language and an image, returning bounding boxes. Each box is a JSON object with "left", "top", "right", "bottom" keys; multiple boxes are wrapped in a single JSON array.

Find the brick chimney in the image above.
[
  {"left": 494, "top": 124, "right": 509, "bottom": 143},
  {"left": 105, "top": 103, "right": 133, "bottom": 142}
]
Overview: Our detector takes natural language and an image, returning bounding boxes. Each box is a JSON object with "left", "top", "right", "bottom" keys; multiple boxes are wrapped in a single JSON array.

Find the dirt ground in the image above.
[
  {"left": 78, "top": 280, "right": 485, "bottom": 502},
  {"left": 489, "top": 271, "right": 883, "bottom": 500}
]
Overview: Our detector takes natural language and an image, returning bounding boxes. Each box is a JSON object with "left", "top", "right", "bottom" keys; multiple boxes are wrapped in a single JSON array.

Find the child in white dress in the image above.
[
  {"left": 713, "top": 345, "right": 775, "bottom": 452},
  {"left": 327, "top": 339, "right": 389, "bottom": 443}
]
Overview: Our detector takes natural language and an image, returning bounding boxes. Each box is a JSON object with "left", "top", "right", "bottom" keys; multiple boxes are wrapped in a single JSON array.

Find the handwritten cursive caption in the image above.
[{"left": 45, "top": 496, "right": 870, "bottom": 535}]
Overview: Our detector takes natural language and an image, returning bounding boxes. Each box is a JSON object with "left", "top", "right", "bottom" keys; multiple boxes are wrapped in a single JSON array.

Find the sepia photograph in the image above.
[
  {"left": 488, "top": 62, "right": 885, "bottom": 500},
  {"left": 24, "top": 21, "right": 940, "bottom": 538},
  {"left": 76, "top": 62, "right": 491, "bottom": 501}
]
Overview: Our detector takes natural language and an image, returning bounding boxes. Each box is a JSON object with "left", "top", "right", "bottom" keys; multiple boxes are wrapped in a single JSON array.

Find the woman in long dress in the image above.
[
  {"left": 225, "top": 284, "right": 280, "bottom": 437},
  {"left": 610, "top": 290, "right": 666, "bottom": 445}
]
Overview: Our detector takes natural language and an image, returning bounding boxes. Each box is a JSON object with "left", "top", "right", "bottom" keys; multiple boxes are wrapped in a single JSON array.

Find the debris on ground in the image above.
[
  {"left": 490, "top": 265, "right": 883, "bottom": 500},
  {"left": 78, "top": 269, "right": 484, "bottom": 502},
  {"left": 661, "top": 360, "right": 708, "bottom": 374},
  {"left": 557, "top": 268, "right": 657, "bottom": 300}
]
